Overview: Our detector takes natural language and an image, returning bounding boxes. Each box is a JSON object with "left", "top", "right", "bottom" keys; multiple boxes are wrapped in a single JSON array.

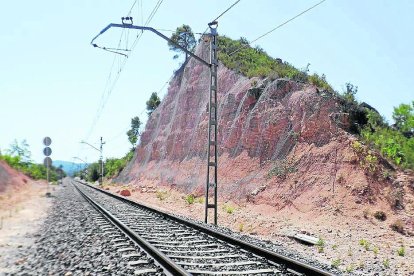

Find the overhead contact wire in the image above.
[{"left": 229, "top": 0, "right": 327, "bottom": 56}]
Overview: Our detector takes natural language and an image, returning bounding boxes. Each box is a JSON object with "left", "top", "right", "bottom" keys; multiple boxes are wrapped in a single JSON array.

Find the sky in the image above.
[{"left": 0, "top": 0, "right": 413, "bottom": 164}]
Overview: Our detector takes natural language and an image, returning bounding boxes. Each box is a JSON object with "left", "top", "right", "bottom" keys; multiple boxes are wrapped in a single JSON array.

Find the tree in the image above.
[
  {"left": 146, "top": 92, "right": 161, "bottom": 115},
  {"left": 86, "top": 162, "right": 100, "bottom": 182},
  {"left": 239, "top": 37, "right": 249, "bottom": 45},
  {"left": 126, "top": 116, "right": 141, "bottom": 148},
  {"left": 7, "top": 139, "right": 31, "bottom": 162},
  {"left": 393, "top": 101, "right": 414, "bottom": 134},
  {"left": 343, "top": 82, "right": 358, "bottom": 102},
  {"left": 168, "top": 24, "right": 196, "bottom": 61}
]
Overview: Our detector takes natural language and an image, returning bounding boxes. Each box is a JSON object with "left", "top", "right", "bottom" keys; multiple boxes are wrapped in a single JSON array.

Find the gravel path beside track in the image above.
[{"left": 9, "top": 179, "right": 164, "bottom": 275}]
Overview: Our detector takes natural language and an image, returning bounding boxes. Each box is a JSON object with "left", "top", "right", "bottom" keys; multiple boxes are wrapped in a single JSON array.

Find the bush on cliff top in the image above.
[
  {"left": 218, "top": 36, "right": 333, "bottom": 92},
  {"left": 361, "top": 103, "right": 414, "bottom": 169}
]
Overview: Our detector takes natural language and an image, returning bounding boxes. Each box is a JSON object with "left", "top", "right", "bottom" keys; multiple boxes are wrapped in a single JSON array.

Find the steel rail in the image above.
[
  {"left": 74, "top": 180, "right": 334, "bottom": 276},
  {"left": 72, "top": 181, "right": 190, "bottom": 276}
]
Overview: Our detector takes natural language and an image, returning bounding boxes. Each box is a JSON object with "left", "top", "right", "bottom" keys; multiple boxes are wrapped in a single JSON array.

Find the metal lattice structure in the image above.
[{"left": 205, "top": 22, "right": 218, "bottom": 224}]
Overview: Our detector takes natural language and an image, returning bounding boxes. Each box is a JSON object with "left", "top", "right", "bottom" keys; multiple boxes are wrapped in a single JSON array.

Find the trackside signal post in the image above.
[
  {"left": 43, "top": 137, "right": 52, "bottom": 197},
  {"left": 91, "top": 19, "right": 219, "bottom": 224}
]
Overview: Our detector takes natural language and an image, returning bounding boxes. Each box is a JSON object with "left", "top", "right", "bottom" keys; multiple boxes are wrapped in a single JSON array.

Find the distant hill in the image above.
[{"left": 53, "top": 160, "right": 88, "bottom": 176}]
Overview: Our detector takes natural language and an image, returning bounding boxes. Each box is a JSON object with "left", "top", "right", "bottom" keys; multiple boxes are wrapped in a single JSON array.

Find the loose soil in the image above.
[{"left": 0, "top": 181, "right": 53, "bottom": 274}]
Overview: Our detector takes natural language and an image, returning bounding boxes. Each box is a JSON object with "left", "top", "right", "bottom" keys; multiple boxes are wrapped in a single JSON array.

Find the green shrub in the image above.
[
  {"left": 374, "top": 211, "right": 387, "bottom": 221},
  {"left": 351, "top": 140, "right": 364, "bottom": 154},
  {"left": 397, "top": 246, "right": 405, "bottom": 256},
  {"left": 267, "top": 158, "right": 297, "bottom": 179},
  {"left": 316, "top": 237, "right": 325, "bottom": 253},
  {"left": 362, "top": 153, "right": 378, "bottom": 173},
  {"left": 185, "top": 194, "right": 195, "bottom": 204},
  {"left": 308, "top": 73, "right": 332, "bottom": 92}
]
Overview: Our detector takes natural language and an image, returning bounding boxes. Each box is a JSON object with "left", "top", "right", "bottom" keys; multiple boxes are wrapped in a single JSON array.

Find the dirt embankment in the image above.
[
  {"left": 0, "top": 160, "right": 31, "bottom": 193},
  {"left": 0, "top": 161, "right": 52, "bottom": 274}
]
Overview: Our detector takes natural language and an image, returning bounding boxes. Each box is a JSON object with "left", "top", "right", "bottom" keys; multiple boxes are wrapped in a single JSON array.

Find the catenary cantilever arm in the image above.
[{"left": 91, "top": 23, "right": 211, "bottom": 68}]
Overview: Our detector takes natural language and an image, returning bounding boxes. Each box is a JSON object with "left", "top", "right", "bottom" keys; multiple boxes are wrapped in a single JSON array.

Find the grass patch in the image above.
[
  {"left": 383, "top": 258, "right": 390, "bottom": 268},
  {"left": 347, "top": 246, "right": 353, "bottom": 257},
  {"left": 223, "top": 204, "right": 235, "bottom": 214},
  {"left": 331, "top": 258, "right": 341, "bottom": 269},
  {"left": 345, "top": 264, "right": 355, "bottom": 273},
  {"left": 195, "top": 197, "right": 204, "bottom": 204},
  {"left": 359, "top": 239, "right": 370, "bottom": 251},
  {"left": 316, "top": 237, "right": 325, "bottom": 253},
  {"left": 156, "top": 190, "right": 169, "bottom": 201}
]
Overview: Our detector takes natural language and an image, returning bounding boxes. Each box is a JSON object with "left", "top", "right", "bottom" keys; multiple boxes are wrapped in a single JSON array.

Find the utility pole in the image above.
[
  {"left": 100, "top": 136, "right": 105, "bottom": 186},
  {"left": 205, "top": 22, "right": 218, "bottom": 224},
  {"left": 91, "top": 19, "right": 219, "bottom": 224},
  {"left": 80, "top": 138, "right": 105, "bottom": 185}
]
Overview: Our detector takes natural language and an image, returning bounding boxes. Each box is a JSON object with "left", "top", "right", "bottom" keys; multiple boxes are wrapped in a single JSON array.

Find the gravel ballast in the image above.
[{"left": 8, "top": 180, "right": 164, "bottom": 275}]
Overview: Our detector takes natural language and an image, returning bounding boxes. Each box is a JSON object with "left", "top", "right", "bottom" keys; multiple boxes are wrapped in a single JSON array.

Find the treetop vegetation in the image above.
[
  {"left": 76, "top": 150, "right": 134, "bottom": 182},
  {"left": 218, "top": 36, "right": 333, "bottom": 92},
  {"left": 146, "top": 92, "right": 161, "bottom": 115},
  {"left": 126, "top": 116, "right": 141, "bottom": 148},
  {"left": 168, "top": 24, "right": 196, "bottom": 61}
]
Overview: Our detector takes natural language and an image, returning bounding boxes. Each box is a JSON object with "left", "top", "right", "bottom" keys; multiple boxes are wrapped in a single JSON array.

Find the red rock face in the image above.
[{"left": 117, "top": 43, "right": 397, "bottom": 206}]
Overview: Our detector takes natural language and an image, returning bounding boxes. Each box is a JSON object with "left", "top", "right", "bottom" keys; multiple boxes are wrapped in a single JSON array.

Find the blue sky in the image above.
[{"left": 0, "top": 0, "right": 413, "bottom": 164}]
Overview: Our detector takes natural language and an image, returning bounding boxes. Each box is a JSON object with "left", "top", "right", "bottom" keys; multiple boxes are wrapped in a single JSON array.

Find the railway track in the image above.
[{"left": 72, "top": 180, "right": 333, "bottom": 275}]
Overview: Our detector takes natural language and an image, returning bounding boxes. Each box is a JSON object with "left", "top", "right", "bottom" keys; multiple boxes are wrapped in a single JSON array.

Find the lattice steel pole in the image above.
[{"left": 204, "top": 22, "right": 218, "bottom": 225}]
